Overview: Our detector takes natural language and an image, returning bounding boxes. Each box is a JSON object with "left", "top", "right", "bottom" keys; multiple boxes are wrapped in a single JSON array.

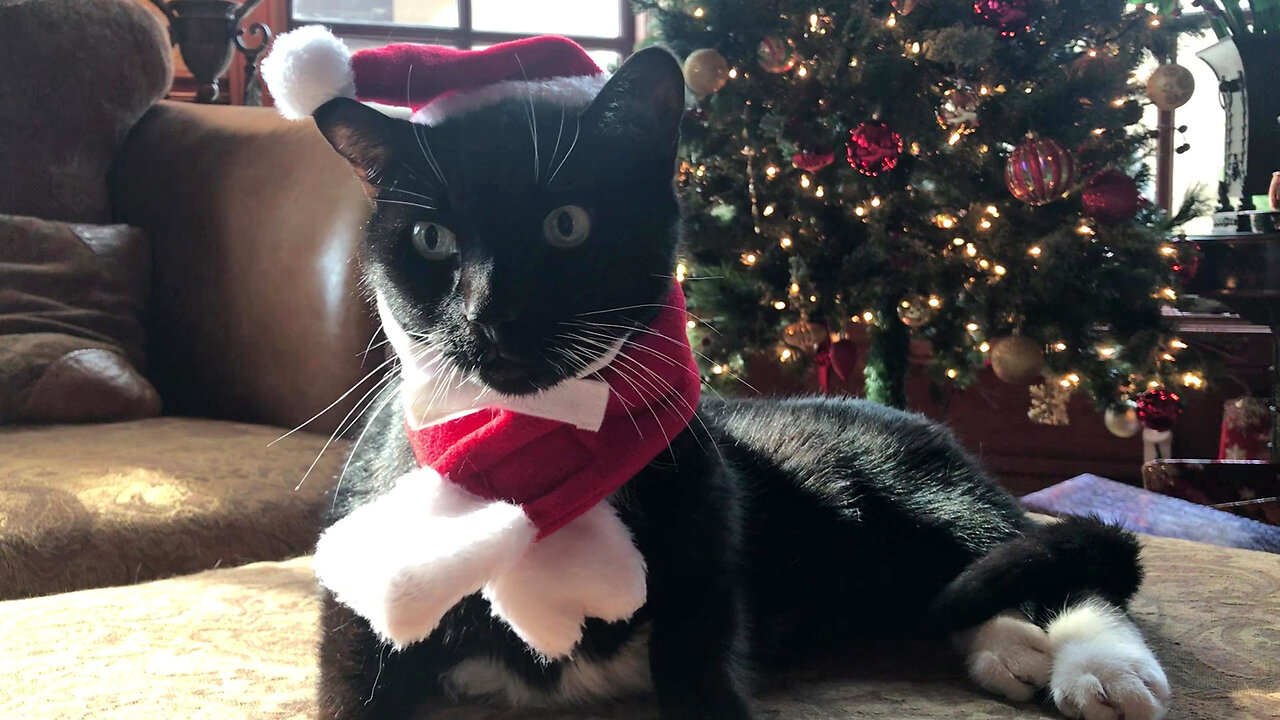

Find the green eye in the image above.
[
  {"left": 542, "top": 205, "right": 591, "bottom": 248},
  {"left": 410, "top": 221, "right": 457, "bottom": 260}
]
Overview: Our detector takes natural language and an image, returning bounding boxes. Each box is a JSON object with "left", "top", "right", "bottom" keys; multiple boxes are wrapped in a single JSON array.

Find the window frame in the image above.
[{"left": 285, "top": 0, "right": 637, "bottom": 57}]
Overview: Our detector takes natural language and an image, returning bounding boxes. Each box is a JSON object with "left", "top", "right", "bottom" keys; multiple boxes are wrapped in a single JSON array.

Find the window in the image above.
[{"left": 289, "top": 0, "right": 635, "bottom": 70}]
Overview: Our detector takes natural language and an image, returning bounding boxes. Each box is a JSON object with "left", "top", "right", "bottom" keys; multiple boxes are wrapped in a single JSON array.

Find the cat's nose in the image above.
[{"left": 467, "top": 310, "right": 519, "bottom": 360}]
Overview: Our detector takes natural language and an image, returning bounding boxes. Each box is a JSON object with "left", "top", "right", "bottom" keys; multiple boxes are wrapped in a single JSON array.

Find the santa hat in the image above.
[{"left": 261, "top": 26, "right": 608, "bottom": 126}]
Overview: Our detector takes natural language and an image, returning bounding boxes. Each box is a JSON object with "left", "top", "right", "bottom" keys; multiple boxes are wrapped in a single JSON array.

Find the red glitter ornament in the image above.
[
  {"left": 792, "top": 148, "right": 835, "bottom": 172},
  {"left": 1136, "top": 388, "right": 1183, "bottom": 432},
  {"left": 1005, "top": 134, "right": 1076, "bottom": 206},
  {"left": 973, "top": 0, "right": 1034, "bottom": 36},
  {"left": 1082, "top": 169, "right": 1142, "bottom": 223},
  {"left": 846, "top": 122, "right": 904, "bottom": 177}
]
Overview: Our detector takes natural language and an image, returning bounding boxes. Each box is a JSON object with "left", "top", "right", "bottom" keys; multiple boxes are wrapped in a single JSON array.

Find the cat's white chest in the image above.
[{"left": 440, "top": 629, "right": 652, "bottom": 707}]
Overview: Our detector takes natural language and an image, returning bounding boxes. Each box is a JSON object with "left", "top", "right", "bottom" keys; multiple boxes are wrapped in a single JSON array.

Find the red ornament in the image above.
[
  {"left": 792, "top": 148, "right": 835, "bottom": 173},
  {"left": 973, "top": 0, "right": 1034, "bottom": 36},
  {"left": 846, "top": 122, "right": 904, "bottom": 177},
  {"left": 1005, "top": 135, "right": 1076, "bottom": 206},
  {"left": 1172, "top": 243, "right": 1200, "bottom": 282},
  {"left": 1082, "top": 170, "right": 1142, "bottom": 223},
  {"left": 815, "top": 338, "right": 859, "bottom": 393},
  {"left": 1136, "top": 389, "right": 1183, "bottom": 432}
]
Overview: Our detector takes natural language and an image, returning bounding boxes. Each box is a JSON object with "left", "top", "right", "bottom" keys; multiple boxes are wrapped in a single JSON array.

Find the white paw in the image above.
[
  {"left": 964, "top": 615, "right": 1053, "bottom": 702},
  {"left": 1047, "top": 602, "right": 1171, "bottom": 720}
]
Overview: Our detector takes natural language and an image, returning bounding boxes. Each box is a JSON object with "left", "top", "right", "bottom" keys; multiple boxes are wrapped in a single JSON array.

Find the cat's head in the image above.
[{"left": 312, "top": 47, "right": 685, "bottom": 396}]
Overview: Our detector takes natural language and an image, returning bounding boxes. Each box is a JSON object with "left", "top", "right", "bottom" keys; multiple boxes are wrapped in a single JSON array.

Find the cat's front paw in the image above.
[
  {"left": 963, "top": 614, "right": 1052, "bottom": 702},
  {"left": 1046, "top": 600, "right": 1171, "bottom": 720},
  {"left": 1049, "top": 636, "right": 1171, "bottom": 720}
]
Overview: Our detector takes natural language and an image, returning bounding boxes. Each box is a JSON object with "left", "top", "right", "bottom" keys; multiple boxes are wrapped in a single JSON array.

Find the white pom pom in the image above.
[{"left": 262, "top": 26, "right": 355, "bottom": 120}]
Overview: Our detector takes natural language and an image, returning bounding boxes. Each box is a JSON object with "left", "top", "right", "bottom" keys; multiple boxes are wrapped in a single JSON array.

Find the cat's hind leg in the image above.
[
  {"left": 957, "top": 612, "right": 1053, "bottom": 702},
  {"left": 1045, "top": 598, "right": 1171, "bottom": 720}
]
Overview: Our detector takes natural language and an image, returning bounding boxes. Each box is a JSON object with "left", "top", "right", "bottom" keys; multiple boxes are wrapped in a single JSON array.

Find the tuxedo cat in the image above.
[{"left": 305, "top": 47, "right": 1171, "bottom": 720}]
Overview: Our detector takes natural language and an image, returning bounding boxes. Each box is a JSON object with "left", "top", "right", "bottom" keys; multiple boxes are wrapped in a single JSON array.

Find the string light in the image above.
[
  {"left": 772, "top": 300, "right": 787, "bottom": 310},
  {"left": 979, "top": 341, "right": 991, "bottom": 353},
  {"left": 965, "top": 243, "right": 978, "bottom": 257},
  {"left": 711, "top": 364, "right": 724, "bottom": 375},
  {"left": 1148, "top": 379, "right": 1161, "bottom": 389},
  {"left": 909, "top": 41, "right": 921, "bottom": 54},
  {"left": 815, "top": 185, "right": 825, "bottom": 198},
  {"left": 1098, "top": 346, "right": 1118, "bottom": 358},
  {"left": 1162, "top": 287, "right": 1178, "bottom": 300},
  {"left": 762, "top": 204, "right": 776, "bottom": 217},
  {"left": 765, "top": 165, "right": 779, "bottom": 178},
  {"left": 1092, "top": 128, "right": 1106, "bottom": 136},
  {"left": 978, "top": 259, "right": 991, "bottom": 269},
  {"left": 728, "top": 68, "right": 738, "bottom": 79},
  {"left": 1161, "top": 352, "right": 1175, "bottom": 362},
  {"left": 1054, "top": 341, "right": 1068, "bottom": 351},
  {"left": 993, "top": 264, "right": 1007, "bottom": 276},
  {"left": 871, "top": 197, "right": 882, "bottom": 208},
  {"left": 966, "top": 322, "right": 980, "bottom": 332},
  {"left": 979, "top": 219, "right": 992, "bottom": 229},
  {"left": 948, "top": 130, "right": 964, "bottom": 146},
  {"left": 797, "top": 65, "right": 809, "bottom": 78},
  {"left": 780, "top": 236, "right": 793, "bottom": 248},
  {"left": 686, "top": 320, "right": 697, "bottom": 329},
  {"left": 676, "top": 262, "right": 688, "bottom": 283},
  {"left": 863, "top": 311, "right": 875, "bottom": 323},
  {"left": 1159, "top": 245, "right": 1176, "bottom": 256},
  {"left": 800, "top": 175, "right": 812, "bottom": 189},
  {"left": 741, "top": 252, "right": 758, "bottom": 265},
  {"left": 855, "top": 206, "right": 867, "bottom": 217},
  {"left": 848, "top": 57, "right": 859, "bottom": 67},
  {"left": 1028, "top": 246, "right": 1042, "bottom": 256},
  {"left": 780, "top": 348, "right": 793, "bottom": 361},
  {"left": 1112, "top": 97, "right": 1126, "bottom": 107},
  {"left": 986, "top": 206, "right": 1000, "bottom": 217},
  {"left": 1077, "top": 224, "right": 1095, "bottom": 235},
  {"left": 953, "top": 237, "right": 966, "bottom": 246},
  {"left": 946, "top": 368, "right": 959, "bottom": 379},
  {"left": 789, "top": 282, "right": 800, "bottom": 295},
  {"left": 886, "top": 13, "right": 897, "bottom": 27},
  {"left": 927, "top": 296, "right": 942, "bottom": 308},
  {"left": 1171, "top": 339, "right": 1188, "bottom": 349},
  {"left": 809, "top": 294, "right": 818, "bottom": 302},
  {"left": 1182, "top": 372, "right": 1204, "bottom": 389}
]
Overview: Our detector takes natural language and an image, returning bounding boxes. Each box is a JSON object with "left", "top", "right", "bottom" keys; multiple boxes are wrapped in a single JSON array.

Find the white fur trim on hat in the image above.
[
  {"left": 262, "top": 25, "right": 355, "bottom": 120},
  {"left": 412, "top": 73, "right": 610, "bottom": 126}
]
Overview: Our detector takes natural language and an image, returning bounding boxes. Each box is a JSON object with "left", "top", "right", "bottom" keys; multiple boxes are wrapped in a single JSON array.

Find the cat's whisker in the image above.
[
  {"left": 332, "top": 379, "right": 403, "bottom": 510},
  {"left": 572, "top": 320, "right": 761, "bottom": 395},
  {"left": 552, "top": 342, "right": 647, "bottom": 442},
  {"left": 376, "top": 183, "right": 436, "bottom": 203},
  {"left": 608, "top": 344, "right": 719, "bottom": 459},
  {"left": 405, "top": 64, "right": 449, "bottom": 188},
  {"left": 295, "top": 364, "right": 402, "bottom": 492},
  {"left": 575, "top": 304, "right": 723, "bottom": 336},
  {"left": 375, "top": 198, "right": 439, "bottom": 212},
  {"left": 272, "top": 351, "right": 403, "bottom": 448},
  {"left": 513, "top": 54, "right": 540, "bottom": 186},
  {"left": 545, "top": 106, "right": 567, "bottom": 186},
  {"left": 546, "top": 114, "right": 581, "bottom": 187}
]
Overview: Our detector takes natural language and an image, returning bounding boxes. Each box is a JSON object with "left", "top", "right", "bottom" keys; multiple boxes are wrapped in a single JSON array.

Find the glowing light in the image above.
[
  {"left": 1098, "top": 346, "right": 1117, "bottom": 358},
  {"left": 986, "top": 205, "right": 1000, "bottom": 217},
  {"left": 797, "top": 65, "right": 809, "bottom": 78},
  {"left": 1112, "top": 97, "right": 1126, "bottom": 107},
  {"left": 1162, "top": 287, "right": 1178, "bottom": 301},
  {"left": 741, "top": 253, "right": 758, "bottom": 265},
  {"left": 686, "top": 320, "right": 697, "bottom": 329},
  {"left": 1182, "top": 372, "right": 1204, "bottom": 389},
  {"left": 765, "top": 165, "right": 779, "bottom": 178},
  {"left": 848, "top": 57, "right": 859, "bottom": 67},
  {"left": 927, "top": 296, "right": 942, "bottom": 308},
  {"left": 966, "top": 243, "right": 978, "bottom": 257},
  {"left": 1160, "top": 245, "right": 1176, "bottom": 256},
  {"left": 773, "top": 300, "right": 787, "bottom": 310},
  {"left": 711, "top": 364, "right": 724, "bottom": 375},
  {"left": 993, "top": 264, "right": 1007, "bottom": 276},
  {"left": 1067, "top": 373, "right": 1081, "bottom": 384},
  {"left": 800, "top": 175, "right": 812, "bottom": 189},
  {"left": 935, "top": 214, "right": 958, "bottom": 229},
  {"left": 948, "top": 130, "right": 964, "bottom": 146},
  {"left": 855, "top": 206, "right": 867, "bottom": 217},
  {"left": 979, "top": 341, "right": 991, "bottom": 353},
  {"left": 789, "top": 282, "right": 800, "bottom": 295},
  {"left": 692, "top": 6, "right": 705, "bottom": 18},
  {"left": 953, "top": 237, "right": 966, "bottom": 246},
  {"left": 978, "top": 144, "right": 990, "bottom": 154},
  {"left": 728, "top": 67, "right": 738, "bottom": 79},
  {"left": 1171, "top": 339, "right": 1188, "bottom": 349},
  {"left": 1092, "top": 128, "right": 1106, "bottom": 136},
  {"left": 863, "top": 311, "right": 875, "bottom": 323},
  {"left": 887, "top": 13, "right": 897, "bottom": 27},
  {"left": 978, "top": 259, "right": 990, "bottom": 269},
  {"left": 966, "top": 322, "right": 980, "bottom": 332},
  {"left": 780, "top": 348, "right": 793, "bottom": 361},
  {"left": 1150, "top": 17, "right": 1161, "bottom": 26},
  {"left": 946, "top": 368, "right": 959, "bottom": 379},
  {"left": 762, "top": 204, "right": 776, "bottom": 217},
  {"left": 1088, "top": 49, "right": 1099, "bottom": 58},
  {"left": 1162, "top": 353, "right": 1176, "bottom": 362},
  {"left": 780, "top": 236, "right": 793, "bottom": 248},
  {"left": 910, "top": 42, "right": 921, "bottom": 54},
  {"left": 1054, "top": 342, "right": 1068, "bottom": 351},
  {"left": 809, "top": 294, "right": 818, "bottom": 302},
  {"left": 1028, "top": 246, "right": 1042, "bottom": 256},
  {"left": 1024, "top": 86, "right": 1033, "bottom": 94},
  {"left": 676, "top": 262, "right": 688, "bottom": 283},
  {"left": 979, "top": 86, "right": 991, "bottom": 96},
  {"left": 1148, "top": 380, "right": 1161, "bottom": 389},
  {"left": 871, "top": 197, "right": 882, "bottom": 208},
  {"left": 1078, "top": 224, "right": 1095, "bottom": 235},
  {"left": 815, "top": 186, "right": 825, "bottom": 198},
  {"left": 979, "top": 219, "right": 992, "bottom": 229},
  {"left": 1059, "top": 378, "right": 1073, "bottom": 388}
]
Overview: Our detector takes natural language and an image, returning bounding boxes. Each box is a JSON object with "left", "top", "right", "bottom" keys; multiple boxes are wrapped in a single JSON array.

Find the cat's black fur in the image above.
[{"left": 308, "top": 48, "right": 1142, "bottom": 720}]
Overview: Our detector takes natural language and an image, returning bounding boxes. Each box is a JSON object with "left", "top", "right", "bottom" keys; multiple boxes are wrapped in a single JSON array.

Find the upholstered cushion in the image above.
[
  {"left": 0, "top": 418, "right": 342, "bottom": 600},
  {"left": 2, "top": 535, "right": 1276, "bottom": 719},
  {"left": 0, "top": 215, "right": 160, "bottom": 423}
]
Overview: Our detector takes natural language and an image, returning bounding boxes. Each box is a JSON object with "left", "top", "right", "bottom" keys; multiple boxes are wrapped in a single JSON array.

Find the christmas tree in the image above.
[{"left": 637, "top": 0, "right": 1207, "bottom": 424}]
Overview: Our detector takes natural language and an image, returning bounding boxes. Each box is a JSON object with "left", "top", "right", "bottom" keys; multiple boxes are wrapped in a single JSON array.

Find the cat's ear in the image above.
[
  {"left": 581, "top": 46, "right": 685, "bottom": 159},
  {"left": 312, "top": 97, "right": 409, "bottom": 194}
]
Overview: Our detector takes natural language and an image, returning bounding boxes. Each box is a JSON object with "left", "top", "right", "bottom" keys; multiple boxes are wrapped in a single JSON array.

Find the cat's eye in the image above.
[
  {"left": 409, "top": 221, "right": 457, "bottom": 260},
  {"left": 542, "top": 205, "right": 591, "bottom": 248}
]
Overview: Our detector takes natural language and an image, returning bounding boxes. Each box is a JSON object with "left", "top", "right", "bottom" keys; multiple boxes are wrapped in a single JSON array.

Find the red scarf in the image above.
[{"left": 406, "top": 285, "right": 701, "bottom": 539}]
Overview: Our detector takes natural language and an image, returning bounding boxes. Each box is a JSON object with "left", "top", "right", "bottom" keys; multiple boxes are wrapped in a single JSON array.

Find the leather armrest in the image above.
[{"left": 112, "top": 101, "right": 378, "bottom": 435}]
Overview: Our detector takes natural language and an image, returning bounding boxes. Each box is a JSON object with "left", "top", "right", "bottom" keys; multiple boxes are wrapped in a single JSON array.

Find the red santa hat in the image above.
[{"left": 261, "top": 26, "right": 608, "bottom": 126}]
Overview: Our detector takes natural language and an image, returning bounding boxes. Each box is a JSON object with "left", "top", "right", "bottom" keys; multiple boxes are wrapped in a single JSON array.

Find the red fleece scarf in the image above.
[{"left": 406, "top": 286, "right": 701, "bottom": 539}]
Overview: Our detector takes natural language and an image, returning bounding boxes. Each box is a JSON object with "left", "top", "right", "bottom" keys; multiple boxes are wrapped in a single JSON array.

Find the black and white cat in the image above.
[{"left": 295, "top": 44, "right": 1170, "bottom": 720}]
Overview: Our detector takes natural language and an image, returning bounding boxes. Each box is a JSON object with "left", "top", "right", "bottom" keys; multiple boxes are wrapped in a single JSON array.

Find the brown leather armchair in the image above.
[{"left": 113, "top": 101, "right": 377, "bottom": 435}]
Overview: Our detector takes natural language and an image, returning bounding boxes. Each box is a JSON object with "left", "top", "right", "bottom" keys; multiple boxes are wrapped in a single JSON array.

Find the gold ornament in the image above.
[
  {"left": 1029, "top": 382, "right": 1071, "bottom": 426},
  {"left": 782, "top": 321, "right": 827, "bottom": 349},
  {"left": 896, "top": 296, "right": 937, "bottom": 327},
  {"left": 683, "top": 48, "right": 730, "bottom": 95},
  {"left": 1104, "top": 403, "right": 1141, "bottom": 438},
  {"left": 989, "top": 335, "right": 1044, "bottom": 384},
  {"left": 1145, "top": 64, "right": 1195, "bottom": 111},
  {"left": 892, "top": 0, "right": 918, "bottom": 15}
]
